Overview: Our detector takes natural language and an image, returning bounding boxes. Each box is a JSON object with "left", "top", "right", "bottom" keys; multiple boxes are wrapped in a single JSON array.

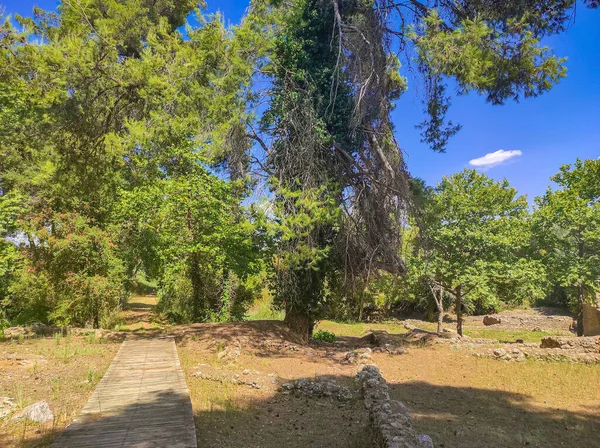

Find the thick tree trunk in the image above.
[
  {"left": 576, "top": 284, "right": 585, "bottom": 337},
  {"left": 455, "top": 286, "right": 463, "bottom": 337},
  {"left": 284, "top": 307, "right": 314, "bottom": 343}
]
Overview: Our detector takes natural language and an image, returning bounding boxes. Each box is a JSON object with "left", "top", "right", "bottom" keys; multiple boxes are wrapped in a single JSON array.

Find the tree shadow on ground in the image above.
[
  {"left": 388, "top": 380, "right": 600, "bottom": 448},
  {"left": 13, "top": 369, "right": 600, "bottom": 448},
  {"left": 13, "top": 376, "right": 371, "bottom": 448}
]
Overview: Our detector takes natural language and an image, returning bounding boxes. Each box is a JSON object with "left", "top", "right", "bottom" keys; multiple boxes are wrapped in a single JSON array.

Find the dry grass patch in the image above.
[
  {"left": 0, "top": 334, "right": 120, "bottom": 447},
  {"left": 374, "top": 346, "right": 600, "bottom": 448},
  {"left": 177, "top": 322, "right": 372, "bottom": 448}
]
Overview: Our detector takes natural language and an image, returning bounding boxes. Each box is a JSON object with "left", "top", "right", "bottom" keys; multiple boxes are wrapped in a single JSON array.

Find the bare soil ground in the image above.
[
  {"left": 119, "top": 294, "right": 164, "bottom": 331},
  {"left": 0, "top": 334, "right": 120, "bottom": 447},
  {"left": 176, "top": 321, "right": 372, "bottom": 448},
  {"left": 1, "top": 303, "right": 598, "bottom": 448}
]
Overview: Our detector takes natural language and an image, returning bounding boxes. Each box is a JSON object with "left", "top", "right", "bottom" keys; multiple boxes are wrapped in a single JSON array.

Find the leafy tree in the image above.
[
  {"left": 0, "top": 192, "right": 23, "bottom": 327},
  {"left": 0, "top": 1, "right": 268, "bottom": 325},
  {"left": 9, "top": 213, "right": 126, "bottom": 328},
  {"left": 253, "top": 0, "right": 584, "bottom": 339},
  {"left": 533, "top": 158, "right": 600, "bottom": 335},
  {"left": 420, "top": 170, "right": 544, "bottom": 336},
  {"left": 118, "top": 168, "right": 267, "bottom": 323}
]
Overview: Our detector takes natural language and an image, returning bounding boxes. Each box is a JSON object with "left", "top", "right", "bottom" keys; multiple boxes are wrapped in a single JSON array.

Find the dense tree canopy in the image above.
[
  {"left": 0, "top": 1, "right": 597, "bottom": 337},
  {"left": 417, "top": 170, "right": 544, "bottom": 335},
  {"left": 253, "top": 0, "right": 590, "bottom": 338},
  {"left": 533, "top": 159, "right": 600, "bottom": 335}
]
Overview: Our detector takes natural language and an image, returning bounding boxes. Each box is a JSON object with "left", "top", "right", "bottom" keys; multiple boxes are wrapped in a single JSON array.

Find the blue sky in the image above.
[{"left": 2, "top": 1, "right": 598, "bottom": 201}]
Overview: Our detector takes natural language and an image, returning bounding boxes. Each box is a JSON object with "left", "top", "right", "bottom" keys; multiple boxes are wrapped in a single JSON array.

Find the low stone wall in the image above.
[
  {"left": 540, "top": 335, "right": 600, "bottom": 353},
  {"left": 356, "top": 365, "right": 433, "bottom": 448}
]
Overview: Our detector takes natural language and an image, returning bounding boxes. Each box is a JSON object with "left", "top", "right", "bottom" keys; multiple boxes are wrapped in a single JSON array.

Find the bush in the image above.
[
  {"left": 312, "top": 329, "right": 336, "bottom": 343},
  {"left": 157, "top": 264, "right": 259, "bottom": 324},
  {"left": 11, "top": 213, "right": 127, "bottom": 328}
]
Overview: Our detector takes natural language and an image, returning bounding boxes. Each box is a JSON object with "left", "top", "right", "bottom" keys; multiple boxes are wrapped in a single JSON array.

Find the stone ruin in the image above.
[
  {"left": 279, "top": 378, "right": 354, "bottom": 401},
  {"left": 583, "top": 300, "right": 600, "bottom": 336},
  {"left": 356, "top": 365, "right": 433, "bottom": 448},
  {"left": 540, "top": 335, "right": 600, "bottom": 352}
]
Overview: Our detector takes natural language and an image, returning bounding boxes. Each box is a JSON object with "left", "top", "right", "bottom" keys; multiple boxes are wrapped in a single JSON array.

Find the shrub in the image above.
[
  {"left": 12, "top": 213, "right": 127, "bottom": 328},
  {"left": 312, "top": 329, "right": 336, "bottom": 343}
]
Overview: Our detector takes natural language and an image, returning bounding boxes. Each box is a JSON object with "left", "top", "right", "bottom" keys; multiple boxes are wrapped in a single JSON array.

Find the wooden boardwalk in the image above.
[{"left": 52, "top": 337, "right": 197, "bottom": 448}]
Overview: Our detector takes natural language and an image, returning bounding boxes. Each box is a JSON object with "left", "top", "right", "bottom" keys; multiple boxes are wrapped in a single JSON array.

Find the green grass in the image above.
[
  {"left": 463, "top": 328, "right": 570, "bottom": 343},
  {"left": 246, "top": 292, "right": 284, "bottom": 321},
  {"left": 316, "top": 320, "right": 408, "bottom": 337},
  {"left": 317, "top": 319, "right": 569, "bottom": 344}
]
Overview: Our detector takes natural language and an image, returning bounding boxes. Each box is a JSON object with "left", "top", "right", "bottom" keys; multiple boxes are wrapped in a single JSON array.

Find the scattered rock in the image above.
[
  {"left": 341, "top": 348, "right": 374, "bottom": 365},
  {"left": 356, "top": 365, "right": 432, "bottom": 448},
  {"left": 216, "top": 340, "right": 242, "bottom": 360},
  {"left": 403, "top": 329, "right": 442, "bottom": 345},
  {"left": 418, "top": 434, "right": 434, "bottom": 448},
  {"left": 0, "top": 397, "right": 16, "bottom": 419},
  {"left": 483, "top": 315, "right": 502, "bottom": 326},
  {"left": 384, "top": 344, "right": 407, "bottom": 355},
  {"left": 493, "top": 348, "right": 506, "bottom": 358},
  {"left": 11, "top": 401, "right": 54, "bottom": 424},
  {"left": 403, "top": 321, "right": 417, "bottom": 331}
]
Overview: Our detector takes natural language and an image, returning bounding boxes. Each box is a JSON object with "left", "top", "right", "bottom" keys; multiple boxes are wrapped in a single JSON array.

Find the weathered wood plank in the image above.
[{"left": 51, "top": 336, "right": 197, "bottom": 448}]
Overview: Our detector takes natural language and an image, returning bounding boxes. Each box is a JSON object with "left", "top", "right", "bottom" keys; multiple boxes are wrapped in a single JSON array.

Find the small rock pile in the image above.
[
  {"left": 217, "top": 340, "right": 242, "bottom": 360},
  {"left": 192, "top": 364, "right": 270, "bottom": 389},
  {"left": 491, "top": 348, "right": 526, "bottom": 362},
  {"left": 341, "top": 348, "right": 375, "bottom": 365},
  {"left": 3, "top": 323, "right": 63, "bottom": 338},
  {"left": 279, "top": 378, "right": 354, "bottom": 401},
  {"left": 361, "top": 331, "right": 410, "bottom": 354},
  {"left": 356, "top": 365, "right": 433, "bottom": 448}
]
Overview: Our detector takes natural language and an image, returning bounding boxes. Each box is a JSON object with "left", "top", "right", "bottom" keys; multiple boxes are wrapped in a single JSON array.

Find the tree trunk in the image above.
[
  {"left": 284, "top": 306, "right": 313, "bottom": 343},
  {"left": 429, "top": 282, "right": 444, "bottom": 333},
  {"left": 455, "top": 286, "right": 463, "bottom": 337},
  {"left": 190, "top": 253, "right": 203, "bottom": 321},
  {"left": 576, "top": 284, "right": 585, "bottom": 337},
  {"left": 437, "top": 302, "right": 444, "bottom": 333}
]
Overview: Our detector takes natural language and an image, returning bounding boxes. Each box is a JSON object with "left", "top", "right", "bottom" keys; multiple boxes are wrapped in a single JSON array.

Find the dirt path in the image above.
[
  {"left": 120, "top": 295, "right": 160, "bottom": 331},
  {"left": 51, "top": 337, "right": 196, "bottom": 448}
]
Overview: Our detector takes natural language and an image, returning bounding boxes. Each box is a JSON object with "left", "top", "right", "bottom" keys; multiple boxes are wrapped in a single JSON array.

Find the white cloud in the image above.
[{"left": 469, "top": 150, "right": 522, "bottom": 169}]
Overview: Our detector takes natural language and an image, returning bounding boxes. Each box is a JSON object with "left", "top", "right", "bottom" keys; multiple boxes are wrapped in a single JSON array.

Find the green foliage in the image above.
[
  {"left": 312, "top": 329, "right": 336, "bottom": 343},
  {"left": 119, "top": 170, "right": 267, "bottom": 323},
  {"left": 415, "top": 170, "right": 545, "bottom": 333},
  {"left": 0, "top": 192, "right": 23, "bottom": 327},
  {"left": 9, "top": 213, "right": 127, "bottom": 327},
  {"left": 532, "top": 159, "right": 600, "bottom": 332},
  {"left": 0, "top": 0, "right": 595, "bottom": 334},
  {"left": 0, "top": 1, "right": 269, "bottom": 326}
]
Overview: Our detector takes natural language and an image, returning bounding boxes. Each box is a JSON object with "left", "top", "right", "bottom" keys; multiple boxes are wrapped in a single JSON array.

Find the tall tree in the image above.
[
  {"left": 255, "top": 0, "right": 581, "bottom": 339},
  {"left": 412, "top": 170, "right": 543, "bottom": 336},
  {"left": 0, "top": 1, "right": 267, "bottom": 326},
  {"left": 533, "top": 158, "right": 600, "bottom": 335}
]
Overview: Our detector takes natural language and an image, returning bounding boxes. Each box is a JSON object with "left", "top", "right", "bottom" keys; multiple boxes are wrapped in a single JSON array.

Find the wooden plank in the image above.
[{"left": 51, "top": 336, "right": 197, "bottom": 448}]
